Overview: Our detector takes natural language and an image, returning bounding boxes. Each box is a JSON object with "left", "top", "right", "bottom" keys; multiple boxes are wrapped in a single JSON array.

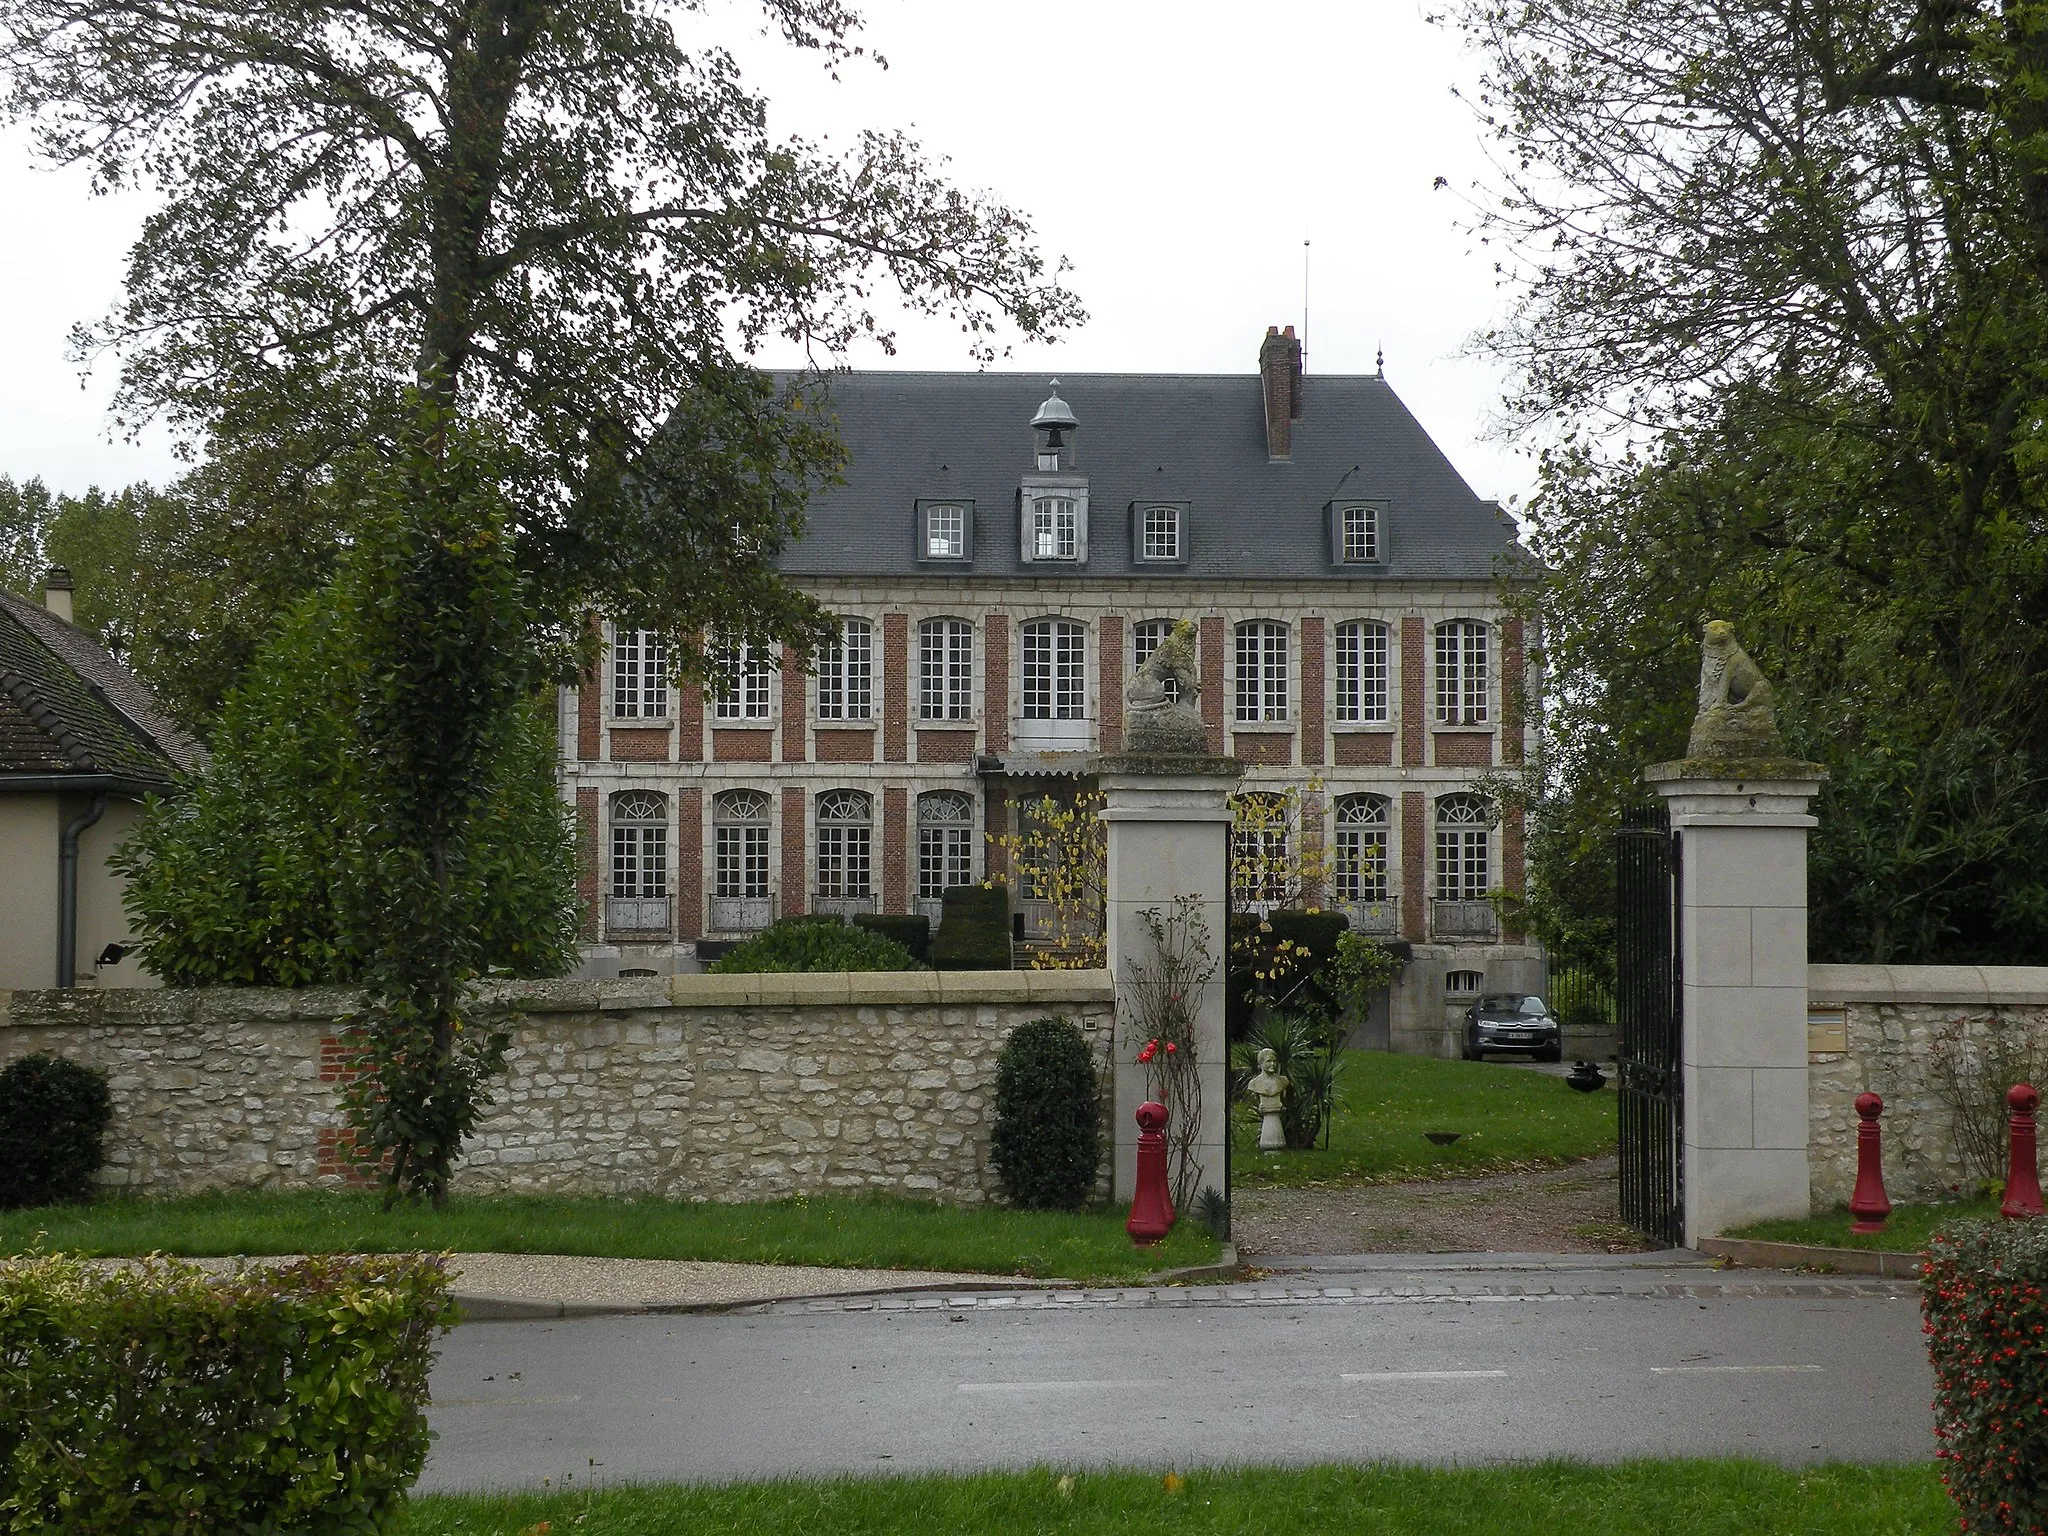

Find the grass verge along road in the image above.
[
  {"left": 1732, "top": 1196, "right": 2002, "bottom": 1252},
  {"left": 0, "top": 1192, "right": 1220, "bottom": 1285},
  {"left": 1233, "top": 1051, "right": 1617, "bottom": 1187},
  {"left": 400, "top": 1461, "right": 1949, "bottom": 1535}
]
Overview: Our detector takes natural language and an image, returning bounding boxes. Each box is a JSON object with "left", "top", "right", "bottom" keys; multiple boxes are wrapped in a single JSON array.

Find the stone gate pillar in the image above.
[
  {"left": 1097, "top": 758, "right": 1237, "bottom": 1202},
  {"left": 1646, "top": 760, "right": 1823, "bottom": 1244}
]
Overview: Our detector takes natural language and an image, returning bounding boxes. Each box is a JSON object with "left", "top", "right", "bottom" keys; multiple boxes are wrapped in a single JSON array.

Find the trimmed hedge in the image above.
[
  {"left": 0, "top": 1053, "right": 112, "bottom": 1209},
  {"left": 1922, "top": 1219, "right": 2048, "bottom": 1532},
  {"left": 932, "top": 884, "right": 1012, "bottom": 971},
  {"left": 708, "top": 918, "right": 921, "bottom": 973},
  {"left": 989, "top": 1017, "right": 1101, "bottom": 1210},
  {"left": 1227, "top": 908, "right": 1352, "bottom": 1041},
  {"left": 0, "top": 1251, "right": 452, "bottom": 1532},
  {"left": 854, "top": 912, "right": 933, "bottom": 966}
]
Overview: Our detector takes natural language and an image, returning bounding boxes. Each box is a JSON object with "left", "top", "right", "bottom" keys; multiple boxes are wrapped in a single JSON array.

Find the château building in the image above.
[{"left": 558, "top": 326, "right": 1543, "bottom": 1054}]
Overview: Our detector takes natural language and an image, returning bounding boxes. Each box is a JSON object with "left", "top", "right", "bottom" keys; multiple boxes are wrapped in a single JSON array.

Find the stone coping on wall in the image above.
[
  {"left": 1808, "top": 963, "right": 2048, "bottom": 1008},
  {"left": 0, "top": 969, "right": 1117, "bottom": 1029}
]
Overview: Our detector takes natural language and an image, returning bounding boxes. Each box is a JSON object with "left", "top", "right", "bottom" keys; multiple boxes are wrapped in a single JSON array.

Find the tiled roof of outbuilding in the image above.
[
  {"left": 777, "top": 370, "right": 1528, "bottom": 582},
  {"left": 0, "top": 588, "right": 201, "bottom": 785}
]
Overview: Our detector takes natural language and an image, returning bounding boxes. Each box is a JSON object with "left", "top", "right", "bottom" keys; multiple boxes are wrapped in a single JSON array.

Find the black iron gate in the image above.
[{"left": 1615, "top": 806, "right": 1683, "bottom": 1246}]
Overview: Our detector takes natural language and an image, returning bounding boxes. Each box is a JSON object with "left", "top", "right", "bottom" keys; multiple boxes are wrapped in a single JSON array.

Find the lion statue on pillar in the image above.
[{"left": 1686, "top": 619, "right": 1783, "bottom": 759}]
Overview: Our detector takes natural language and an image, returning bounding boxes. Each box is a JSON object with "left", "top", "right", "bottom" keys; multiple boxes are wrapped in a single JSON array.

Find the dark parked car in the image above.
[{"left": 1462, "top": 993, "right": 1562, "bottom": 1062}]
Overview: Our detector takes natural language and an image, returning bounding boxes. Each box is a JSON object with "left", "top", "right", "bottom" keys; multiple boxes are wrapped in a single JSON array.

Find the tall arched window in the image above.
[
  {"left": 817, "top": 618, "right": 873, "bottom": 721},
  {"left": 919, "top": 618, "right": 974, "bottom": 722},
  {"left": 1434, "top": 619, "right": 1489, "bottom": 726},
  {"left": 608, "top": 790, "right": 669, "bottom": 933},
  {"left": 1335, "top": 621, "right": 1389, "bottom": 724},
  {"left": 816, "top": 790, "right": 873, "bottom": 902},
  {"left": 917, "top": 791, "right": 975, "bottom": 901},
  {"left": 1334, "top": 794, "right": 1391, "bottom": 904},
  {"left": 611, "top": 627, "right": 667, "bottom": 719},
  {"left": 1434, "top": 793, "right": 1493, "bottom": 903},
  {"left": 711, "top": 790, "right": 771, "bottom": 931},
  {"left": 1231, "top": 791, "right": 1291, "bottom": 912},
  {"left": 1234, "top": 620, "right": 1289, "bottom": 722}
]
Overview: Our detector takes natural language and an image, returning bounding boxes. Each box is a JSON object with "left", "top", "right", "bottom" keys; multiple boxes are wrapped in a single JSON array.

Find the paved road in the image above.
[{"left": 419, "top": 1257, "right": 1934, "bottom": 1491}]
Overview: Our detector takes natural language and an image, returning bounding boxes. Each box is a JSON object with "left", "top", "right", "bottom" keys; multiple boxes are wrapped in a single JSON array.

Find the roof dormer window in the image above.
[
  {"left": 916, "top": 500, "right": 972, "bottom": 563},
  {"left": 1031, "top": 496, "right": 1077, "bottom": 561},
  {"left": 1329, "top": 500, "right": 1389, "bottom": 567},
  {"left": 1021, "top": 382, "right": 1087, "bottom": 565}
]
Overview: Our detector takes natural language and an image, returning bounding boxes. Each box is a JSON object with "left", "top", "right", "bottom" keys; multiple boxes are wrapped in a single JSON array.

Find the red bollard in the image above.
[
  {"left": 1849, "top": 1091, "right": 1891, "bottom": 1234},
  {"left": 1126, "top": 1100, "right": 1175, "bottom": 1245},
  {"left": 2002, "top": 1083, "right": 2043, "bottom": 1221}
]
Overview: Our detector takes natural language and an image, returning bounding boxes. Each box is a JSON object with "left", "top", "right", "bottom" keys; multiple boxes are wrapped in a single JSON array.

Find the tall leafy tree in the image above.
[
  {"left": 1, "top": 0, "right": 1081, "bottom": 1201},
  {"left": 1453, "top": 0, "right": 2048, "bottom": 964}
]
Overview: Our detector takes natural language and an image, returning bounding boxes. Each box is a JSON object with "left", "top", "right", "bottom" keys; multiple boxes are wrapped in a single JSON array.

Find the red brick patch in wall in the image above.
[
  {"left": 678, "top": 675, "right": 704, "bottom": 763},
  {"left": 883, "top": 786, "right": 907, "bottom": 913},
  {"left": 781, "top": 643, "right": 808, "bottom": 763},
  {"left": 1301, "top": 616, "right": 1326, "bottom": 767},
  {"left": 1502, "top": 616, "right": 1526, "bottom": 766},
  {"left": 1099, "top": 615, "right": 1125, "bottom": 753},
  {"left": 1200, "top": 616, "right": 1225, "bottom": 755},
  {"left": 315, "top": 1034, "right": 383, "bottom": 1186},
  {"left": 1402, "top": 790, "right": 1426, "bottom": 942},
  {"left": 677, "top": 787, "right": 703, "bottom": 939},
  {"left": 883, "top": 613, "right": 908, "bottom": 763},
  {"left": 781, "top": 785, "right": 807, "bottom": 914},
  {"left": 1333, "top": 731, "right": 1394, "bottom": 767},
  {"left": 1232, "top": 732, "right": 1293, "bottom": 766},
  {"left": 1433, "top": 732, "right": 1494, "bottom": 768},
  {"left": 712, "top": 728, "right": 773, "bottom": 762},
  {"left": 983, "top": 615, "right": 1010, "bottom": 755},
  {"left": 1503, "top": 803, "right": 1527, "bottom": 941},
  {"left": 575, "top": 786, "right": 599, "bottom": 939},
  {"left": 917, "top": 729, "right": 976, "bottom": 763},
  {"left": 578, "top": 610, "right": 602, "bottom": 760},
  {"left": 815, "top": 727, "right": 876, "bottom": 763},
  {"left": 1401, "top": 616, "right": 1426, "bottom": 768},
  {"left": 609, "top": 727, "right": 671, "bottom": 762}
]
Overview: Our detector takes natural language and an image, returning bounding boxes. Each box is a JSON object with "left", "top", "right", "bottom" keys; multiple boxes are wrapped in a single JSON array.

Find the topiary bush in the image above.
[
  {"left": 932, "top": 884, "right": 1013, "bottom": 970},
  {"left": 1922, "top": 1218, "right": 2048, "bottom": 1531},
  {"left": 0, "top": 1251, "right": 451, "bottom": 1532},
  {"left": 989, "top": 1016, "right": 1100, "bottom": 1210},
  {"left": 0, "top": 1053, "right": 112, "bottom": 1208},
  {"left": 709, "top": 917, "right": 921, "bottom": 973},
  {"left": 854, "top": 912, "right": 933, "bottom": 966}
]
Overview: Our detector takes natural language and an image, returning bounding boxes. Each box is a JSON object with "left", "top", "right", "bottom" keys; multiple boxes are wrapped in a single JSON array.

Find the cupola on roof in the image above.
[{"left": 1030, "top": 382, "right": 1078, "bottom": 436}]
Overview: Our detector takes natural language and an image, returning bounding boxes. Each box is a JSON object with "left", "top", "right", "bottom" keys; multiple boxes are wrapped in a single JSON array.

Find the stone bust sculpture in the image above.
[
  {"left": 1686, "top": 620, "right": 1784, "bottom": 759},
  {"left": 1247, "top": 1046, "right": 1289, "bottom": 1151},
  {"left": 1125, "top": 618, "right": 1207, "bottom": 755}
]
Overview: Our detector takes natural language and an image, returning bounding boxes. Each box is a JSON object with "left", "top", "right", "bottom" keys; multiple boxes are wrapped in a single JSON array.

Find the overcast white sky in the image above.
[{"left": 0, "top": 0, "right": 1532, "bottom": 504}]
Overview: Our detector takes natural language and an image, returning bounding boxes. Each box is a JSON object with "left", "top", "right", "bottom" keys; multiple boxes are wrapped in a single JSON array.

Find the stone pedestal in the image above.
[
  {"left": 1097, "top": 757, "right": 1237, "bottom": 1203},
  {"left": 1646, "top": 760, "right": 1824, "bottom": 1244}
]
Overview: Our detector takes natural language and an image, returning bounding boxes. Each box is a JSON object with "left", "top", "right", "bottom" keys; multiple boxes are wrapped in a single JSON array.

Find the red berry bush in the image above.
[{"left": 1922, "top": 1219, "right": 2048, "bottom": 1533}]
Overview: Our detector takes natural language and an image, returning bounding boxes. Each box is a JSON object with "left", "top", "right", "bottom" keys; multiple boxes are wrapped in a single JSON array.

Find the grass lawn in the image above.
[
  {"left": 1730, "top": 1196, "right": 2003, "bottom": 1253},
  {"left": 1232, "top": 1050, "right": 1617, "bottom": 1188},
  {"left": 0, "top": 1191, "right": 1220, "bottom": 1286},
  {"left": 398, "top": 1461, "right": 1952, "bottom": 1535}
]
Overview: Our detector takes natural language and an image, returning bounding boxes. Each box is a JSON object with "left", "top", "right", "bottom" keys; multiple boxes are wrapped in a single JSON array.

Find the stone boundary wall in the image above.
[
  {"left": 1808, "top": 964, "right": 2048, "bottom": 1207},
  {"left": 0, "top": 971, "right": 1116, "bottom": 1205}
]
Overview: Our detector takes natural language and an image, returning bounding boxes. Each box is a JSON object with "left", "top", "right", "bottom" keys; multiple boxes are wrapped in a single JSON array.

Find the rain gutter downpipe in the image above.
[{"left": 57, "top": 790, "right": 107, "bottom": 987}]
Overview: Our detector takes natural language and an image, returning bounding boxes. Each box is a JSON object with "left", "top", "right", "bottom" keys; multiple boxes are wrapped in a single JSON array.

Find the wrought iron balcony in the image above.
[
  {"left": 1340, "top": 898, "right": 1401, "bottom": 937},
  {"left": 811, "top": 893, "right": 876, "bottom": 920},
  {"left": 1431, "top": 900, "right": 1499, "bottom": 941},
  {"left": 708, "top": 895, "right": 772, "bottom": 933},
  {"left": 606, "top": 896, "right": 672, "bottom": 936}
]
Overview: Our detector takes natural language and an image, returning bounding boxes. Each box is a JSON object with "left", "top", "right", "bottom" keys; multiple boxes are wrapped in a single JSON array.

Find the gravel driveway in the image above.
[{"left": 1231, "top": 1155, "right": 1651, "bottom": 1256}]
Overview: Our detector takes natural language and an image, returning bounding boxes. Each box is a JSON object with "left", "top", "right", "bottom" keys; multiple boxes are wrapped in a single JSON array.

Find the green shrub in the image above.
[
  {"left": 709, "top": 918, "right": 921, "bottom": 973},
  {"left": 0, "top": 1053, "right": 112, "bottom": 1209},
  {"left": 990, "top": 1017, "right": 1101, "bottom": 1209},
  {"left": 1226, "top": 908, "right": 1352, "bottom": 1041},
  {"left": 854, "top": 912, "right": 933, "bottom": 966},
  {"left": 1921, "top": 1219, "right": 2048, "bottom": 1532},
  {"left": 0, "top": 1251, "right": 452, "bottom": 1532},
  {"left": 932, "top": 884, "right": 1012, "bottom": 971}
]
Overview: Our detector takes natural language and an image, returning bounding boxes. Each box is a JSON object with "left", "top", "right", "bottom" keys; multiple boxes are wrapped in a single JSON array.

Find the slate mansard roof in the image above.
[
  {"left": 0, "top": 588, "right": 202, "bottom": 788},
  {"left": 777, "top": 370, "right": 1528, "bottom": 583}
]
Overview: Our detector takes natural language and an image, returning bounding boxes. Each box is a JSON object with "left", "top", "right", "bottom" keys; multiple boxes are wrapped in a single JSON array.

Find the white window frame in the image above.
[
  {"left": 609, "top": 790, "right": 668, "bottom": 899},
  {"left": 917, "top": 791, "right": 975, "bottom": 899},
  {"left": 610, "top": 627, "right": 667, "bottom": 720},
  {"left": 816, "top": 790, "right": 873, "bottom": 899},
  {"left": 1021, "top": 618, "right": 1087, "bottom": 721},
  {"left": 1435, "top": 619, "right": 1490, "bottom": 726},
  {"left": 1334, "top": 795, "right": 1390, "bottom": 903},
  {"left": 1234, "top": 620, "right": 1289, "bottom": 723},
  {"left": 817, "top": 618, "right": 874, "bottom": 722},
  {"left": 1340, "top": 504, "right": 1380, "bottom": 564},
  {"left": 713, "top": 791, "right": 771, "bottom": 900},
  {"left": 919, "top": 618, "right": 974, "bottom": 722},
  {"left": 924, "top": 504, "right": 967, "bottom": 560},
  {"left": 1141, "top": 504, "right": 1180, "bottom": 561},
  {"left": 1335, "top": 621, "right": 1390, "bottom": 725},
  {"left": 1030, "top": 496, "right": 1078, "bottom": 561},
  {"left": 1434, "top": 794, "right": 1492, "bottom": 901},
  {"left": 711, "top": 638, "right": 773, "bottom": 723}
]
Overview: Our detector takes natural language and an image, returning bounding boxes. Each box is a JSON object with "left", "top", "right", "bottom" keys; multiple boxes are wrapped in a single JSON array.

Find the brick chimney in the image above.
[
  {"left": 1259, "top": 325, "right": 1304, "bottom": 459},
  {"left": 42, "top": 566, "right": 74, "bottom": 623}
]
